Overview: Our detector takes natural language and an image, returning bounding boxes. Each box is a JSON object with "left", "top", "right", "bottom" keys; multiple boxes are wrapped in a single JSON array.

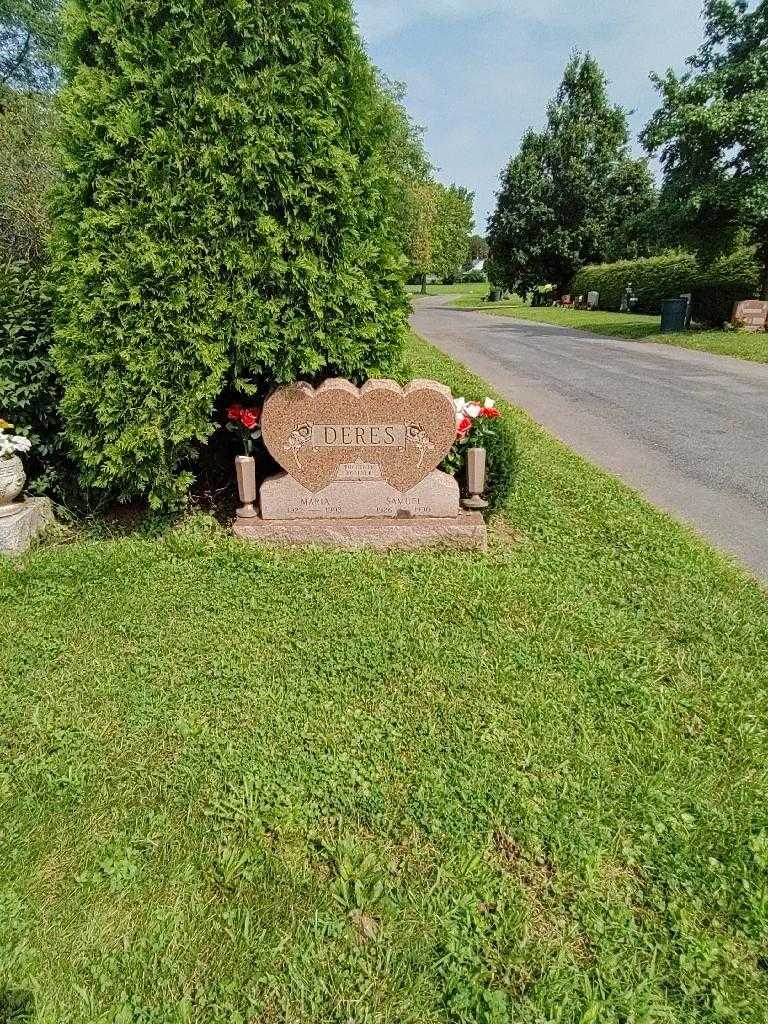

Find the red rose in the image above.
[
  {"left": 456, "top": 416, "right": 472, "bottom": 438},
  {"left": 479, "top": 407, "right": 500, "bottom": 419},
  {"left": 227, "top": 403, "right": 242, "bottom": 421},
  {"left": 240, "top": 409, "right": 259, "bottom": 430}
]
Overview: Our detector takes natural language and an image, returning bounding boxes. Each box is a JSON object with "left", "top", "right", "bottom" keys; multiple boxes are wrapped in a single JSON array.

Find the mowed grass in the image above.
[
  {"left": 2, "top": 333, "right": 768, "bottom": 1023},
  {"left": 445, "top": 291, "right": 768, "bottom": 361}
]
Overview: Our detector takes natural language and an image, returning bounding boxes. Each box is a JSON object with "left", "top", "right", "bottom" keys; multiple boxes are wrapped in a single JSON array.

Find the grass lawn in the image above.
[
  {"left": 2, "top": 332, "right": 768, "bottom": 1023},
  {"left": 442, "top": 291, "right": 768, "bottom": 362},
  {"left": 405, "top": 282, "right": 489, "bottom": 298}
]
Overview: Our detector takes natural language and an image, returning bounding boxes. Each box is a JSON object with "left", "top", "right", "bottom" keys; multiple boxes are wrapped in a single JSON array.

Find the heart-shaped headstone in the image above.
[{"left": 261, "top": 379, "right": 457, "bottom": 493}]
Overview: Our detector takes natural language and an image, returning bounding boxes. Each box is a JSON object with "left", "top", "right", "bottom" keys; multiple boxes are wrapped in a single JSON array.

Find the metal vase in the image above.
[
  {"left": 235, "top": 455, "right": 258, "bottom": 519},
  {"left": 462, "top": 447, "right": 489, "bottom": 511}
]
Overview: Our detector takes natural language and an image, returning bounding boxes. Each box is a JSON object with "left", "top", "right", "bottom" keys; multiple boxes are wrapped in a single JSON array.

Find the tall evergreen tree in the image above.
[
  {"left": 52, "top": 0, "right": 409, "bottom": 509},
  {"left": 642, "top": 0, "right": 768, "bottom": 298},
  {"left": 488, "top": 53, "right": 655, "bottom": 293}
]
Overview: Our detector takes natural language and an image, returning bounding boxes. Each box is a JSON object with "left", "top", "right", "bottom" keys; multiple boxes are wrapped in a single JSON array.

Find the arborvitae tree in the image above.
[
  {"left": 488, "top": 52, "right": 656, "bottom": 293},
  {"left": 52, "top": 0, "right": 409, "bottom": 508},
  {"left": 642, "top": 0, "right": 768, "bottom": 297}
]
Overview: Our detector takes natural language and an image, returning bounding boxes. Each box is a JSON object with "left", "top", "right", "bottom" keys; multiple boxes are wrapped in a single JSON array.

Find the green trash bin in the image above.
[{"left": 661, "top": 297, "right": 687, "bottom": 333}]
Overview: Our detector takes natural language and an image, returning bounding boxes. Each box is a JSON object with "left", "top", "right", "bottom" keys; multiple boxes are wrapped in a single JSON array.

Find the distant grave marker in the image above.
[{"left": 732, "top": 299, "right": 768, "bottom": 333}]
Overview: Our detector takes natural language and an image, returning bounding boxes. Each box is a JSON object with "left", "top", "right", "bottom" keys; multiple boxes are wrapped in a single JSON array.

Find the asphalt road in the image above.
[{"left": 411, "top": 295, "right": 768, "bottom": 583}]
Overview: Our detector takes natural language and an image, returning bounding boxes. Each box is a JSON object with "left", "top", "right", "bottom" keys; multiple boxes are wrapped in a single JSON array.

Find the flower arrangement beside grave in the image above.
[
  {"left": 226, "top": 404, "right": 263, "bottom": 456},
  {"left": 443, "top": 397, "right": 502, "bottom": 479}
]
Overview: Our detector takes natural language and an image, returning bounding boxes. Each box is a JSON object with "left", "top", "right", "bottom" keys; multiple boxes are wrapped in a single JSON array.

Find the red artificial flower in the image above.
[
  {"left": 456, "top": 416, "right": 472, "bottom": 439},
  {"left": 239, "top": 408, "right": 260, "bottom": 430},
  {"left": 479, "top": 407, "right": 500, "bottom": 419},
  {"left": 227, "top": 403, "right": 242, "bottom": 422}
]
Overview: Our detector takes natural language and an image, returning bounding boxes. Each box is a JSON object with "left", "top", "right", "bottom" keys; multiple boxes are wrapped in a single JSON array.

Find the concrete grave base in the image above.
[
  {"left": 234, "top": 512, "right": 487, "bottom": 552},
  {"left": 0, "top": 497, "right": 53, "bottom": 554}
]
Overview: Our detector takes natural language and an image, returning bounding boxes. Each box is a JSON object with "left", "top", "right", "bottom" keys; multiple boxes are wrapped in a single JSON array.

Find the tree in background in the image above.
[
  {"left": 404, "top": 180, "right": 438, "bottom": 294},
  {"left": 53, "top": 0, "right": 410, "bottom": 509},
  {"left": 642, "top": 0, "right": 768, "bottom": 298},
  {"left": 405, "top": 181, "right": 474, "bottom": 291},
  {"left": 488, "top": 52, "right": 656, "bottom": 293},
  {"left": 431, "top": 184, "right": 474, "bottom": 281},
  {"left": 0, "top": 0, "right": 60, "bottom": 91},
  {"left": 465, "top": 234, "right": 489, "bottom": 270},
  {"left": 487, "top": 129, "right": 553, "bottom": 295}
]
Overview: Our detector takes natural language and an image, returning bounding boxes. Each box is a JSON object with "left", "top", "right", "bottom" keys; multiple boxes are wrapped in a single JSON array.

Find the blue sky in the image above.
[{"left": 354, "top": 0, "right": 706, "bottom": 232}]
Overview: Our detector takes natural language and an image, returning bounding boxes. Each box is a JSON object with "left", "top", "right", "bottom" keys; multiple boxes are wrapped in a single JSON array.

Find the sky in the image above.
[{"left": 354, "top": 0, "right": 706, "bottom": 233}]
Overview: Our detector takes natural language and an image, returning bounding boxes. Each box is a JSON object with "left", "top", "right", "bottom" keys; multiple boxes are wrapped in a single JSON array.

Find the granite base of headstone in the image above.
[
  {"left": 234, "top": 378, "right": 487, "bottom": 552},
  {"left": 0, "top": 497, "right": 53, "bottom": 554}
]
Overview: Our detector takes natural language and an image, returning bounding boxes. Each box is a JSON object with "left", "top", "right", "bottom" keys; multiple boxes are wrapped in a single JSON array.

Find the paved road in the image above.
[{"left": 411, "top": 295, "right": 768, "bottom": 583}]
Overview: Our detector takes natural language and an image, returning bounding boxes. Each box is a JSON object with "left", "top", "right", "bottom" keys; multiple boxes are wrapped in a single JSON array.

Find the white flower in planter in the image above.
[{"left": 0, "top": 427, "right": 32, "bottom": 459}]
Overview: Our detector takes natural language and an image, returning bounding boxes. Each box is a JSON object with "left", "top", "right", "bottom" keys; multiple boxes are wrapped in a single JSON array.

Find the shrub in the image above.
[
  {"left": 0, "top": 259, "right": 68, "bottom": 494},
  {"left": 459, "top": 269, "right": 487, "bottom": 283},
  {"left": 571, "top": 249, "right": 760, "bottom": 323},
  {"left": 0, "top": 94, "right": 67, "bottom": 496},
  {"left": 0, "top": 91, "right": 55, "bottom": 263},
  {"left": 52, "top": 0, "right": 409, "bottom": 510}
]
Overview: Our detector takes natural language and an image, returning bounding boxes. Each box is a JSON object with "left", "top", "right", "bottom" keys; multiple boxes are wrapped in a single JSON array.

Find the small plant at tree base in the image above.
[
  {"left": 0, "top": 420, "right": 32, "bottom": 460},
  {"left": 442, "top": 397, "right": 501, "bottom": 478},
  {"left": 225, "top": 405, "right": 262, "bottom": 457}
]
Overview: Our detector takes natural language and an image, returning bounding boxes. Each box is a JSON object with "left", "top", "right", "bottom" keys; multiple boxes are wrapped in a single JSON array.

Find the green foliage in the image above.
[
  {"left": 571, "top": 249, "right": 761, "bottom": 322},
  {"left": 465, "top": 233, "right": 489, "bottom": 269},
  {"left": 405, "top": 180, "right": 474, "bottom": 286},
  {"left": 0, "top": 0, "right": 60, "bottom": 91},
  {"left": 0, "top": 258, "right": 69, "bottom": 493},
  {"left": 0, "top": 89, "right": 54, "bottom": 263},
  {"left": 431, "top": 183, "right": 474, "bottom": 280},
  {"left": 52, "top": 0, "right": 409, "bottom": 509},
  {"left": 642, "top": 0, "right": 768, "bottom": 296},
  {"left": 489, "top": 52, "right": 656, "bottom": 293}
]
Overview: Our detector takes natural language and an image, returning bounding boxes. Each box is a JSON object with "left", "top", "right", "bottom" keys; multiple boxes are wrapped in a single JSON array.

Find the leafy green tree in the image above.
[
  {"left": 52, "top": 0, "right": 410, "bottom": 509},
  {"left": 431, "top": 184, "right": 474, "bottom": 281},
  {"left": 0, "top": 0, "right": 60, "bottom": 91},
  {"left": 0, "top": 89, "right": 54, "bottom": 260},
  {"left": 488, "top": 52, "right": 656, "bottom": 293},
  {"left": 642, "top": 0, "right": 768, "bottom": 298},
  {"left": 404, "top": 180, "right": 438, "bottom": 294},
  {"left": 487, "top": 129, "right": 552, "bottom": 295},
  {"left": 405, "top": 180, "right": 474, "bottom": 290},
  {"left": 465, "top": 234, "right": 489, "bottom": 270}
]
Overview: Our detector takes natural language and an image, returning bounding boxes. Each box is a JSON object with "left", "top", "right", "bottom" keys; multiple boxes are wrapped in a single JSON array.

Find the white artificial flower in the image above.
[
  {"left": 483, "top": 398, "right": 496, "bottom": 409},
  {"left": 464, "top": 402, "right": 482, "bottom": 419},
  {"left": 454, "top": 397, "right": 467, "bottom": 415},
  {"left": 11, "top": 435, "right": 31, "bottom": 453}
]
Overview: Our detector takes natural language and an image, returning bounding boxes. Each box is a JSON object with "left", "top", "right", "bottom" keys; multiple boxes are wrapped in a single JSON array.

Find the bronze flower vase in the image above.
[
  {"left": 235, "top": 455, "right": 258, "bottom": 519},
  {"left": 462, "top": 447, "right": 489, "bottom": 511}
]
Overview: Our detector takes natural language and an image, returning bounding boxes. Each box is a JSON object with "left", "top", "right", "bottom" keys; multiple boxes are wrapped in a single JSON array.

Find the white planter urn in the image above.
[{"left": 0, "top": 455, "right": 26, "bottom": 516}]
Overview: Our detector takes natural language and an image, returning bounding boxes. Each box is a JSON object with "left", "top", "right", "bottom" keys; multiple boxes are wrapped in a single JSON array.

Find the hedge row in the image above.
[
  {"left": 570, "top": 249, "right": 762, "bottom": 324},
  {"left": 0, "top": 259, "right": 70, "bottom": 496}
]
